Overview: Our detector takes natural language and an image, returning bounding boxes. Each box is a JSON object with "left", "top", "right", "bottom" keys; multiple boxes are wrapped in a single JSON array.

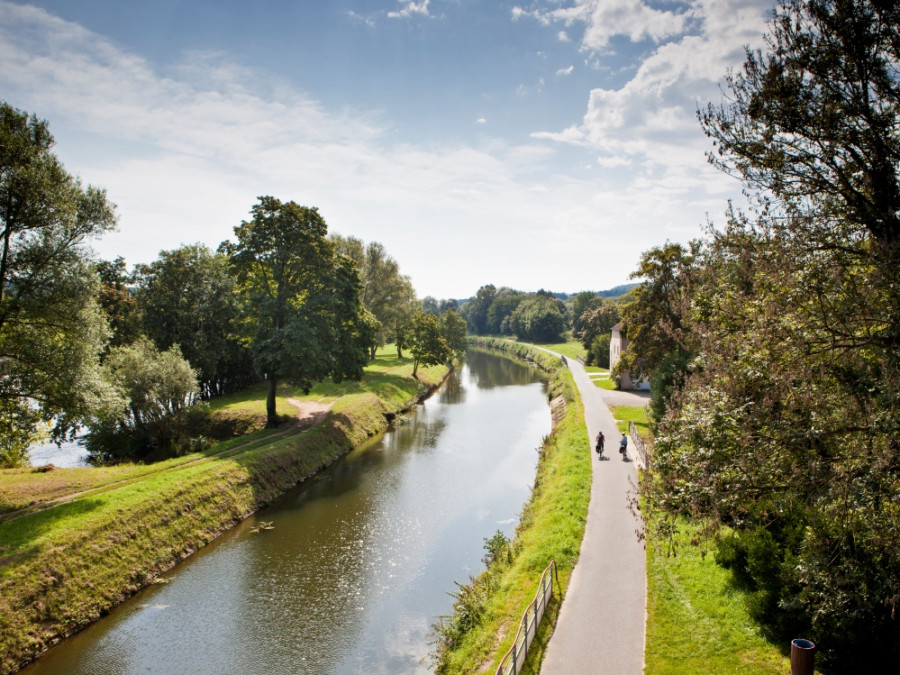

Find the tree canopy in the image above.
[
  {"left": 645, "top": 2, "right": 900, "bottom": 668},
  {"left": 221, "top": 197, "right": 373, "bottom": 427},
  {"left": 331, "top": 234, "right": 418, "bottom": 358},
  {"left": 0, "top": 102, "right": 118, "bottom": 466},
  {"left": 135, "top": 244, "right": 253, "bottom": 398}
]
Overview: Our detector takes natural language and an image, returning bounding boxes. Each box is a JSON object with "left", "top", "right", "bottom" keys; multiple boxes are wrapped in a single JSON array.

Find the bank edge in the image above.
[
  {"left": 433, "top": 337, "right": 591, "bottom": 674},
  {"left": 0, "top": 363, "right": 449, "bottom": 674}
]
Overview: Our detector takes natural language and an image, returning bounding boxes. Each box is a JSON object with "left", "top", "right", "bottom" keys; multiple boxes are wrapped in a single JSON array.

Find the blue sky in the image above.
[{"left": 0, "top": 0, "right": 773, "bottom": 298}]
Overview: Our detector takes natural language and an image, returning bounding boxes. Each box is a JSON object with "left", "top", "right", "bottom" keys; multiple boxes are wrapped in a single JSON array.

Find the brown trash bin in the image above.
[{"left": 790, "top": 639, "right": 815, "bottom": 675}]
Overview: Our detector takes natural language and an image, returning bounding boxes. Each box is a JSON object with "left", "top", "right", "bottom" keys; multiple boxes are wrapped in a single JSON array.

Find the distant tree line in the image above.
[
  {"left": 0, "top": 101, "right": 466, "bottom": 467},
  {"left": 459, "top": 285, "right": 627, "bottom": 365},
  {"left": 619, "top": 2, "right": 900, "bottom": 669}
]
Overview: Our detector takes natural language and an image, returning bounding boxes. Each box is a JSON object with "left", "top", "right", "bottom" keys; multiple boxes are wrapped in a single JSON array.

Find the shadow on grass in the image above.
[{"left": 0, "top": 497, "right": 105, "bottom": 561}]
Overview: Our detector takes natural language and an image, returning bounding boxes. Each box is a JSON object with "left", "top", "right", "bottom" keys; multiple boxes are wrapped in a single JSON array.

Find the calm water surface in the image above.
[{"left": 27, "top": 350, "right": 550, "bottom": 674}]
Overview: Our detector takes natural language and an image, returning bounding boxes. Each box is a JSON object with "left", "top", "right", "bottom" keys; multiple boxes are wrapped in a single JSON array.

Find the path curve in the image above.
[{"left": 540, "top": 356, "right": 647, "bottom": 675}]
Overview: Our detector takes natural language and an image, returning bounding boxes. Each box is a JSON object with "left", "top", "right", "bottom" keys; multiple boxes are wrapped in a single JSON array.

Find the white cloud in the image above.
[
  {"left": 556, "top": 65, "right": 575, "bottom": 76},
  {"left": 0, "top": 1, "right": 776, "bottom": 298},
  {"left": 387, "top": 0, "right": 431, "bottom": 19},
  {"left": 532, "top": 1, "right": 771, "bottom": 176},
  {"left": 558, "top": 30, "right": 570, "bottom": 42},
  {"left": 347, "top": 10, "right": 377, "bottom": 27},
  {"left": 514, "top": 0, "right": 688, "bottom": 47}
]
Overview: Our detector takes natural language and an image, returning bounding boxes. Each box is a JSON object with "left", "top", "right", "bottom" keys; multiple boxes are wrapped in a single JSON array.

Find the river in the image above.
[{"left": 25, "top": 349, "right": 551, "bottom": 674}]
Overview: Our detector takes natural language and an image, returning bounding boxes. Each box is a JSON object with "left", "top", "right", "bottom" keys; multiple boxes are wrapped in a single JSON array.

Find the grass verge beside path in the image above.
[
  {"left": 644, "top": 512, "right": 791, "bottom": 674},
  {"left": 433, "top": 337, "right": 591, "bottom": 674},
  {"left": 529, "top": 339, "right": 586, "bottom": 362},
  {"left": 0, "top": 350, "right": 447, "bottom": 674},
  {"left": 610, "top": 404, "right": 651, "bottom": 438}
]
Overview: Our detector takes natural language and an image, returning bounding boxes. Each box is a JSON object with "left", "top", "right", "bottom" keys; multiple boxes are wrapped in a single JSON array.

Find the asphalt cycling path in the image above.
[{"left": 540, "top": 355, "right": 647, "bottom": 675}]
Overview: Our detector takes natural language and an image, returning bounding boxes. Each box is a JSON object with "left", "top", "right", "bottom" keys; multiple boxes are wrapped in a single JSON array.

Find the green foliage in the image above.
[
  {"left": 221, "top": 197, "right": 372, "bottom": 426},
  {"left": 135, "top": 244, "right": 254, "bottom": 398},
  {"left": 586, "top": 333, "right": 611, "bottom": 368},
  {"left": 440, "top": 309, "right": 468, "bottom": 359},
  {"left": 483, "top": 529, "right": 512, "bottom": 567},
  {"left": 0, "top": 101, "right": 118, "bottom": 466},
  {"left": 577, "top": 297, "right": 620, "bottom": 362},
  {"left": 331, "top": 235, "right": 418, "bottom": 357},
  {"left": 487, "top": 289, "right": 528, "bottom": 334},
  {"left": 84, "top": 338, "right": 200, "bottom": 462},
  {"left": 96, "top": 257, "right": 143, "bottom": 347},
  {"left": 408, "top": 311, "right": 449, "bottom": 377},
  {"left": 617, "top": 241, "right": 698, "bottom": 382},
  {"left": 644, "top": 2, "right": 900, "bottom": 669},
  {"left": 508, "top": 290, "right": 566, "bottom": 343},
  {"left": 462, "top": 284, "right": 496, "bottom": 334},
  {"left": 568, "top": 291, "right": 603, "bottom": 335}
]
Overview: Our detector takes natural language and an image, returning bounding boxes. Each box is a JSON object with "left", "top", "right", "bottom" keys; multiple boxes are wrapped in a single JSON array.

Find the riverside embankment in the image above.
[
  {"left": 0, "top": 356, "right": 449, "bottom": 674},
  {"left": 432, "top": 338, "right": 592, "bottom": 674}
]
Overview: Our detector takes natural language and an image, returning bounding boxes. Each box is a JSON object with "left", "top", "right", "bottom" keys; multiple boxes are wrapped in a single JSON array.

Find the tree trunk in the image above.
[{"left": 266, "top": 374, "right": 279, "bottom": 428}]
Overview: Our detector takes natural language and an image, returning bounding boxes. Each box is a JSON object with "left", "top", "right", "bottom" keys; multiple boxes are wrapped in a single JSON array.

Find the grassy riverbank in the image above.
[
  {"left": 644, "top": 512, "right": 791, "bottom": 674},
  {"left": 433, "top": 337, "right": 591, "bottom": 674},
  {"left": 0, "top": 350, "right": 447, "bottom": 674}
]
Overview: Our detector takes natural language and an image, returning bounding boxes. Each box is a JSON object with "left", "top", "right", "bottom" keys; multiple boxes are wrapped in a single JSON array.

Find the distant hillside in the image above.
[{"left": 597, "top": 283, "right": 639, "bottom": 298}]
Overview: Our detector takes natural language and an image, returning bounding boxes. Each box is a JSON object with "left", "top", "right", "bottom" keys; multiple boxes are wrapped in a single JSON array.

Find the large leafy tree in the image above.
[
  {"left": 618, "top": 241, "right": 699, "bottom": 414},
  {"left": 84, "top": 338, "right": 199, "bottom": 462},
  {"left": 569, "top": 291, "right": 603, "bottom": 336},
  {"left": 0, "top": 102, "right": 118, "bottom": 466},
  {"left": 135, "top": 244, "right": 253, "bottom": 398},
  {"left": 508, "top": 290, "right": 566, "bottom": 343},
  {"left": 439, "top": 309, "right": 468, "bottom": 359},
  {"left": 331, "top": 234, "right": 418, "bottom": 358},
  {"left": 96, "top": 257, "right": 143, "bottom": 347},
  {"left": 486, "top": 288, "right": 528, "bottom": 335},
  {"left": 578, "top": 298, "right": 621, "bottom": 368},
  {"left": 462, "top": 284, "right": 496, "bottom": 335},
  {"left": 407, "top": 311, "right": 449, "bottom": 378},
  {"left": 221, "top": 197, "right": 373, "bottom": 427},
  {"left": 652, "top": 1, "right": 900, "bottom": 667}
]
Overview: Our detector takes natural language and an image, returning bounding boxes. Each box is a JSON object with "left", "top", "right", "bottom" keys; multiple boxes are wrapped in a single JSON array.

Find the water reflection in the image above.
[{"left": 26, "top": 351, "right": 550, "bottom": 675}]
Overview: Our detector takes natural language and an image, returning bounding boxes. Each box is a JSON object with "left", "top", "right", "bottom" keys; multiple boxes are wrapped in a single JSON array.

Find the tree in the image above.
[
  {"left": 135, "top": 244, "right": 253, "bottom": 398},
  {"left": 221, "top": 197, "right": 372, "bottom": 427},
  {"left": 569, "top": 291, "right": 603, "bottom": 336},
  {"left": 440, "top": 310, "right": 468, "bottom": 359},
  {"left": 96, "top": 257, "right": 143, "bottom": 347},
  {"left": 0, "top": 102, "right": 118, "bottom": 466},
  {"left": 508, "top": 291, "right": 566, "bottom": 343},
  {"left": 463, "top": 284, "right": 496, "bottom": 334},
  {"left": 421, "top": 296, "right": 440, "bottom": 316},
  {"left": 650, "top": 2, "right": 900, "bottom": 668},
  {"left": 578, "top": 298, "right": 620, "bottom": 367},
  {"left": 408, "top": 311, "right": 449, "bottom": 377},
  {"left": 486, "top": 288, "right": 527, "bottom": 335},
  {"left": 331, "top": 234, "right": 418, "bottom": 358},
  {"left": 84, "top": 338, "right": 198, "bottom": 462},
  {"left": 617, "top": 241, "right": 699, "bottom": 407}
]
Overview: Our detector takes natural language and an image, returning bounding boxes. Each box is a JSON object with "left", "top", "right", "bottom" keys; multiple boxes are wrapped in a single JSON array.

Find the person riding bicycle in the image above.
[
  {"left": 619, "top": 433, "right": 628, "bottom": 455},
  {"left": 595, "top": 430, "right": 605, "bottom": 455}
]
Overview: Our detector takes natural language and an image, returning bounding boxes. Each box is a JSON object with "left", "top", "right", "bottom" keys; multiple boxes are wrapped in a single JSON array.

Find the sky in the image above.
[{"left": 0, "top": 0, "right": 774, "bottom": 299}]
